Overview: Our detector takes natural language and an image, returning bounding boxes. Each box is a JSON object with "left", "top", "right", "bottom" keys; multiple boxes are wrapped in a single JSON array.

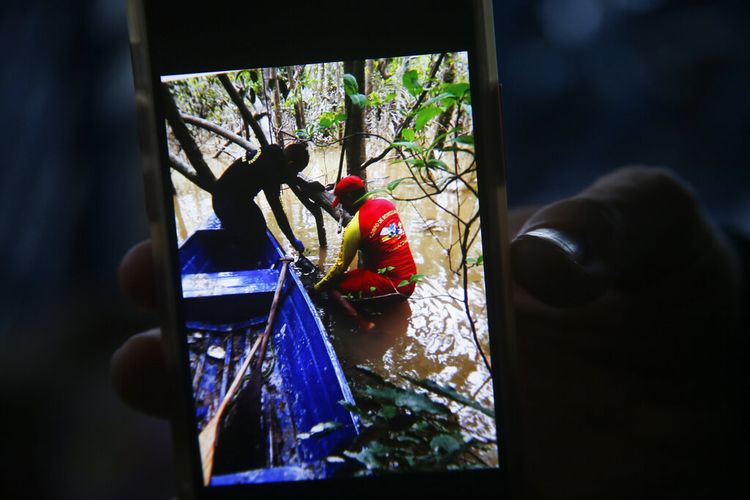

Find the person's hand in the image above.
[
  {"left": 111, "top": 166, "right": 740, "bottom": 497},
  {"left": 111, "top": 240, "right": 171, "bottom": 418},
  {"left": 509, "top": 166, "right": 739, "bottom": 499},
  {"left": 292, "top": 238, "right": 305, "bottom": 253}
]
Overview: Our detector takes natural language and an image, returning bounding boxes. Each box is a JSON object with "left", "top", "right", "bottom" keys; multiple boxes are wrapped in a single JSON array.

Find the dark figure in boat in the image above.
[
  {"left": 211, "top": 142, "right": 321, "bottom": 251},
  {"left": 315, "top": 175, "right": 418, "bottom": 302}
]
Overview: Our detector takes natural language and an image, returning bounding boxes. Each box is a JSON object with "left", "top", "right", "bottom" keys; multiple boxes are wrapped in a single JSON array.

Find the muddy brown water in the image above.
[{"left": 173, "top": 144, "right": 498, "bottom": 466}]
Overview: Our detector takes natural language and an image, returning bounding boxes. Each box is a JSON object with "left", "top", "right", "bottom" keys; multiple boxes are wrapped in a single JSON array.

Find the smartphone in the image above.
[{"left": 128, "top": 1, "right": 518, "bottom": 498}]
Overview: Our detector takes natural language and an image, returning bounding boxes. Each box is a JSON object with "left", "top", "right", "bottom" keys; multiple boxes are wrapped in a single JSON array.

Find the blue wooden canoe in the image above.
[{"left": 179, "top": 216, "right": 359, "bottom": 485}]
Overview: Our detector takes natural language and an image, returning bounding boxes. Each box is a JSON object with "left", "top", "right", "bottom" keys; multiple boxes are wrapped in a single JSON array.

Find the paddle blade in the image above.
[{"left": 198, "top": 416, "right": 219, "bottom": 486}]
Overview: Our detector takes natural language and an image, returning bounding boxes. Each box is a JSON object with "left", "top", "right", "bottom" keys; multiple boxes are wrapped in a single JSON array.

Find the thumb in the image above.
[{"left": 510, "top": 166, "right": 714, "bottom": 307}]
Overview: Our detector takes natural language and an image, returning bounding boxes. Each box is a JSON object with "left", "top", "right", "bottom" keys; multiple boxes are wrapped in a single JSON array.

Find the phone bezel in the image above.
[{"left": 127, "top": 1, "right": 519, "bottom": 498}]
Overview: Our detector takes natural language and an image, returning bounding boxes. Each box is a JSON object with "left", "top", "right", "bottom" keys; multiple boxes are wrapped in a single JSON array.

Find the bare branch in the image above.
[
  {"left": 181, "top": 113, "right": 256, "bottom": 153},
  {"left": 162, "top": 84, "right": 216, "bottom": 188},
  {"left": 169, "top": 153, "right": 215, "bottom": 193},
  {"left": 218, "top": 73, "right": 270, "bottom": 147}
]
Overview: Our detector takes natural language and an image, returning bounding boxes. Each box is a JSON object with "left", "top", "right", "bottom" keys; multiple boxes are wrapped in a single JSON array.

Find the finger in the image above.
[
  {"left": 510, "top": 166, "right": 717, "bottom": 307},
  {"left": 119, "top": 240, "right": 158, "bottom": 310},
  {"left": 110, "top": 329, "right": 171, "bottom": 419}
]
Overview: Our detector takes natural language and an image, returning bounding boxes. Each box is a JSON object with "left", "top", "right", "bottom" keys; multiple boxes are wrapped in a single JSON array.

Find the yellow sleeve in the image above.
[{"left": 314, "top": 212, "right": 360, "bottom": 290}]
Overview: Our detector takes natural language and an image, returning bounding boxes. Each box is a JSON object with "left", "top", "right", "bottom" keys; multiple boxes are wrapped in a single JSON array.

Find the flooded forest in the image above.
[{"left": 165, "top": 52, "right": 499, "bottom": 471}]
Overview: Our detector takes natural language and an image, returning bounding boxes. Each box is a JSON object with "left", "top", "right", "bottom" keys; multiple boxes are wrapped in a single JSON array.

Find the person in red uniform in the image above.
[{"left": 314, "top": 175, "right": 418, "bottom": 301}]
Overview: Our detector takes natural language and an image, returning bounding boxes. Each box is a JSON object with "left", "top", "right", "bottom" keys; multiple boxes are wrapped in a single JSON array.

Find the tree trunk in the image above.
[
  {"left": 217, "top": 74, "right": 269, "bottom": 148},
  {"left": 343, "top": 59, "right": 366, "bottom": 179},
  {"left": 434, "top": 54, "right": 456, "bottom": 151},
  {"left": 162, "top": 84, "right": 216, "bottom": 190},
  {"left": 270, "top": 67, "right": 285, "bottom": 146},
  {"left": 286, "top": 65, "right": 306, "bottom": 132}
]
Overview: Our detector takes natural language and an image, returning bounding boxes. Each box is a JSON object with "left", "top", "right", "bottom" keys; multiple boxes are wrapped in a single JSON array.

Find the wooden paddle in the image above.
[{"left": 198, "top": 257, "right": 293, "bottom": 486}]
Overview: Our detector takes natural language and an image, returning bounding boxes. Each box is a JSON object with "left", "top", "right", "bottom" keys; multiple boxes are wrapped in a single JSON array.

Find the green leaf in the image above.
[
  {"left": 396, "top": 435, "right": 422, "bottom": 445},
  {"left": 426, "top": 159, "right": 449, "bottom": 171},
  {"left": 335, "top": 113, "right": 348, "bottom": 122},
  {"left": 369, "top": 286, "right": 377, "bottom": 292},
  {"left": 404, "top": 158, "right": 425, "bottom": 169},
  {"left": 402, "top": 70, "right": 423, "bottom": 97},
  {"left": 401, "top": 128, "right": 415, "bottom": 141},
  {"left": 377, "top": 267, "right": 387, "bottom": 275},
  {"left": 449, "top": 135, "right": 474, "bottom": 145},
  {"left": 384, "top": 91, "right": 397, "bottom": 102},
  {"left": 431, "top": 434, "right": 462, "bottom": 455},
  {"left": 350, "top": 93, "right": 367, "bottom": 108},
  {"left": 355, "top": 365, "right": 394, "bottom": 386},
  {"left": 339, "top": 400, "right": 366, "bottom": 415},
  {"left": 386, "top": 266, "right": 396, "bottom": 271},
  {"left": 364, "top": 386, "right": 450, "bottom": 415},
  {"left": 377, "top": 405, "right": 398, "bottom": 419},
  {"left": 443, "top": 82, "right": 470, "bottom": 99},
  {"left": 424, "top": 92, "right": 456, "bottom": 107},
  {"left": 397, "top": 280, "right": 410, "bottom": 288},
  {"left": 343, "top": 73, "right": 359, "bottom": 96},
  {"left": 391, "top": 141, "right": 422, "bottom": 153},
  {"left": 318, "top": 113, "right": 334, "bottom": 128},
  {"left": 386, "top": 177, "right": 409, "bottom": 192},
  {"left": 400, "top": 374, "right": 496, "bottom": 418},
  {"left": 409, "top": 273, "right": 425, "bottom": 283},
  {"left": 414, "top": 106, "right": 442, "bottom": 131}
]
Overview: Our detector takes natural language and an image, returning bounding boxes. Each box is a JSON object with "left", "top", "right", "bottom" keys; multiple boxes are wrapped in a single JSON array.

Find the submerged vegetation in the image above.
[{"left": 332, "top": 366, "right": 495, "bottom": 475}]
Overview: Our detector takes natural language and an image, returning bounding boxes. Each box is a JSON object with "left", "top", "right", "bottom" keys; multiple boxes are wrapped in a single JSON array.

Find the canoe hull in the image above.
[{"left": 179, "top": 219, "right": 359, "bottom": 483}]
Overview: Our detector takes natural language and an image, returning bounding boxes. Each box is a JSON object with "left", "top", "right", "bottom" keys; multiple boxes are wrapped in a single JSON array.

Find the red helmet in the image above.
[{"left": 332, "top": 175, "right": 365, "bottom": 207}]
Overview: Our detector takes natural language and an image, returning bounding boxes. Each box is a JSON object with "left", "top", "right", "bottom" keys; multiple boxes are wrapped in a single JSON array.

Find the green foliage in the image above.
[
  {"left": 343, "top": 73, "right": 367, "bottom": 109},
  {"left": 397, "top": 273, "right": 424, "bottom": 288},
  {"left": 450, "top": 135, "right": 474, "bottom": 145},
  {"left": 343, "top": 73, "right": 359, "bottom": 96},
  {"left": 334, "top": 366, "right": 494, "bottom": 475},
  {"left": 376, "top": 265, "right": 396, "bottom": 275},
  {"left": 414, "top": 106, "right": 442, "bottom": 131},
  {"left": 466, "top": 254, "right": 484, "bottom": 266},
  {"left": 402, "top": 69, "right": 423, "bottom": 97},
  {"left": 399, "top": 373, "right": 494, "bottom": 418}
]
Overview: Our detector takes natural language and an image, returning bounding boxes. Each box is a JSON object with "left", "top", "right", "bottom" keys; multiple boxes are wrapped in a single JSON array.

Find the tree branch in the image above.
[
  {"left": 218, "top": 73, "right": 269, "bottom": 147},
  {"left": 181, "top": 113, "right": 256, "bottom": 153},
  {"left": 169, "top": 153, "right": 215, "bottom": 193},
  {"left": 162, "top": 84, "right": 216, "bottom": 188}
]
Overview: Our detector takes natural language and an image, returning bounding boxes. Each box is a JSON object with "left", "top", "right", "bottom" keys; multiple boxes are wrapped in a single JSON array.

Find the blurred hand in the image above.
[
  {"left": 292, "top": 238, "right": 305, "bottom": 253},
  {"left": 509, "top": 166, "right": 739, "bottom": 499},
  {"left": 111, "top": 167, "right": 740, "bottom": 497}
]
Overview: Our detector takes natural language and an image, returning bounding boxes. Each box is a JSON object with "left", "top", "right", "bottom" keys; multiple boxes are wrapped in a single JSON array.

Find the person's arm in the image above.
[
  {"left": 314, "top": 212, "right": 360, "bottom": 290},
  {"left": 294, "top": 174, "right": 326, "bottom": 192},
  {"left": 264, "top": 189, "right": 304, "bottom": 252}
]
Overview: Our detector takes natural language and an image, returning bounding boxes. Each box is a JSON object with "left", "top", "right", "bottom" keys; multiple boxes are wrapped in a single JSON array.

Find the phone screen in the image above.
[{"left": 160, "top": 50, "right": 502, "bottom": 488}]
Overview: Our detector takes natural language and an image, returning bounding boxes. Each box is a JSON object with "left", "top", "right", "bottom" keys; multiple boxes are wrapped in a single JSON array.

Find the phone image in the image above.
[{"left": 128, "top": 1, "right": 517, "bottom": 498}]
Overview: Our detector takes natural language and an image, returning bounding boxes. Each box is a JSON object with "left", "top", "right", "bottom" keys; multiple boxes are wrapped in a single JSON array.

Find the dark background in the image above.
[{"left": 0, "top": 0, "right": 747, "bottom": 498}]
